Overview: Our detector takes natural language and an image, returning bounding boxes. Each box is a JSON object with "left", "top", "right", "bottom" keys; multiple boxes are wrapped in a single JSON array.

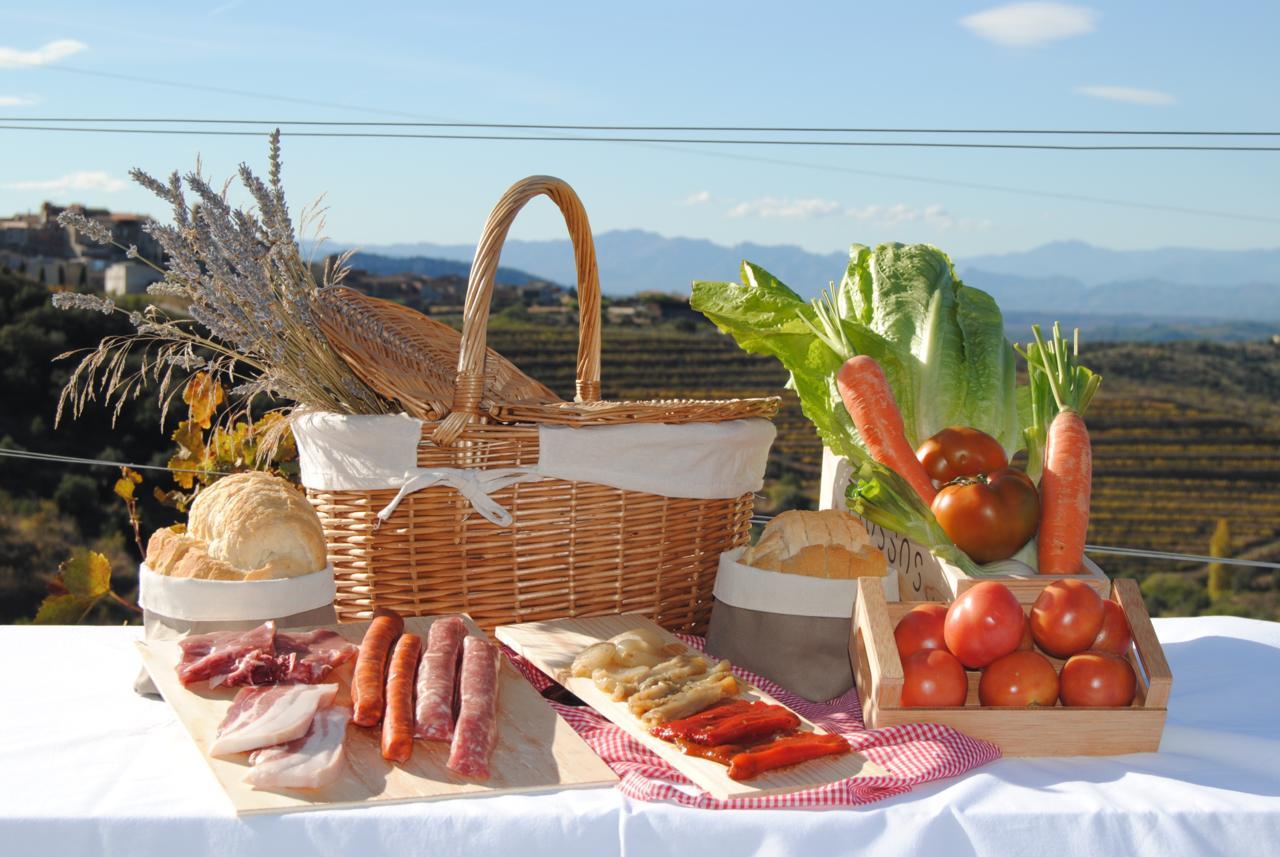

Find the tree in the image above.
[{"left": 1207, "top": 518, "right": 1233, "bottom": 602}]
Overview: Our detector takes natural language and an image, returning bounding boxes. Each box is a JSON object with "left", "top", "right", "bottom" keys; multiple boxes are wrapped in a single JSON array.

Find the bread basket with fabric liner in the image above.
[
  {"left": 298, "top": 175, "right": 779, "bottom": 634},
  {"left": 706, "top": 510, "right": 898, "bottom": 701},
  {"left": 134, "top": 471, "right": 338, "bottom": 695}
]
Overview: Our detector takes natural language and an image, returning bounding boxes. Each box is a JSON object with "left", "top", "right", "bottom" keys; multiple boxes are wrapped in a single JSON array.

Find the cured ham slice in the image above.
[
  {"left": 178, "top": 622, "right": 278, "bottom": 687},
  {"left": 244, "top": 706, "right": 351, "bottom": 790},
  {"left": 447, "top": 635, "right": 501, "bottom": 779},
  {"left": 414, "top": 616, "right": 467, "bottom": 741},
  {"left": 210, "top": 683, "right": 338, "bottom": 757},
  {"left": 176, "top": 622, "right": 357, "bottom": 688},
  {"left": 274, "top": 629, "right": 359, "bottom": 684}
]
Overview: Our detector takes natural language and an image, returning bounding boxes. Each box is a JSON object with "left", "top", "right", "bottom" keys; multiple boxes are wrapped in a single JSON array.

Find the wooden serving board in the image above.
[
  {"left": 137, "top": 615, "right": 617, "bottom": 815},
  {"left": 495, "top": 613, "right": 888, "bottom": 801}
]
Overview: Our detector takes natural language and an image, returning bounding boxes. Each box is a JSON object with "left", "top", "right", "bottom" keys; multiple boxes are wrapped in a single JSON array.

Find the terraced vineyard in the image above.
[{"left": 488, "top": 324, "right": 1280, "bottom": 616}]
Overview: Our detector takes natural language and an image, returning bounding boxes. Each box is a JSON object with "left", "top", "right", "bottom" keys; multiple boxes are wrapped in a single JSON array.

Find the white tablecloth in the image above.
[{"left": 3, "top": 617, "right": 1279, "bottom": 857}]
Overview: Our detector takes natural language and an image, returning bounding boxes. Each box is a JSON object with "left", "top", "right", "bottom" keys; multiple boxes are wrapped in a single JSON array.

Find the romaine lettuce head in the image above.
[{"left": 691, "top": 242, "right": 1021, "bottom": 459}]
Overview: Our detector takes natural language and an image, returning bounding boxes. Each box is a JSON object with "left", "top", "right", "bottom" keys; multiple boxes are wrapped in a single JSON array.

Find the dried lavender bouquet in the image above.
[{"left": 52, "top": 131, "right": 391, "bottom": 426}]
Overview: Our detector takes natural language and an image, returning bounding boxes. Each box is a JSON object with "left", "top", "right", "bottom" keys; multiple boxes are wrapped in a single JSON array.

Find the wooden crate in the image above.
[{"left": 850, "top": 577, "right": 1172, "bottom": 756}]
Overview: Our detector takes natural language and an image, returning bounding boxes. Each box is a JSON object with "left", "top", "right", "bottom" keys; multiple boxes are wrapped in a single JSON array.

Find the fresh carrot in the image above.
[
  {"left": 1039, "top": 410, "right": 1091, "bottom": 573},
  {"left": 1029, "top": 324, "right": 1100, "bottom": 574},
  {"left": 836, "top": 355, "right": 937, "bottom": 505}
]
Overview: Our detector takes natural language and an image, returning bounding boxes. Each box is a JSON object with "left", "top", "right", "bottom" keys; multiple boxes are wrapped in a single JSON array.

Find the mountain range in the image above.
[{"left": 338, "top": 233, "right": 1280, "bottom": 325}]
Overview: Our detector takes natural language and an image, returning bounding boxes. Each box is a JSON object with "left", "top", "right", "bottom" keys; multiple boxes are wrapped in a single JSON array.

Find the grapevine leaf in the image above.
[
  {"left": 34, "top": 594, "right": 96, "bottom": 624},
  {"left": 60, "top": 550, "right": 112, "bottom": 599},
  {"left": 113, "top": 466, "right": 143, "bottom": 501},
  {"left": 32, "top": 550, "right": 112, "bottom": 624},
  {"left": 183, "top": 372, "right": 225, "bottom": 429}
]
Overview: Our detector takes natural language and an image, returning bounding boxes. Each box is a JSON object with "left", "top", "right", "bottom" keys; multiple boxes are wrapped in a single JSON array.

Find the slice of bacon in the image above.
[
  {"left": 209, "top": 683, "right": 339, "bottom": 757},
  {"left": 245, "top": 705, "right": 351, "bottom": 790},
  {"left": 688, "top": 704, "right": 800, "bottom": 746},
  {"left": 648, "top": 699, "right": 754, "bottom": 742},
  {"left": 726, "top": 732, "right": 851, "bottom": 781}
]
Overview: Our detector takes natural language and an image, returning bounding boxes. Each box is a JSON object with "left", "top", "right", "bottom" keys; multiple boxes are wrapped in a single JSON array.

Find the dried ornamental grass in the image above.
[{"left": 52, "top": 130, "right": 393, "bottom": 428}]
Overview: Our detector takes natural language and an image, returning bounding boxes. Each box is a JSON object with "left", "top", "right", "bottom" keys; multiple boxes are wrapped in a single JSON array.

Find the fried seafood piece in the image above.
[
  {"left": 639, "top": 674, "right": 740, "bottom": 725},
  {"left": 571, "top": 642, "right": 618, "bottom": 678}
]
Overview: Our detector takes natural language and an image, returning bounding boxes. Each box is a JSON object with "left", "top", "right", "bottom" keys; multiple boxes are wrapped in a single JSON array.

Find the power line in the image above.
[
  {"left": 4, "top": 117, "right": 1279, "bottom": 136},
  {"left": 0, "top": 447, "right": 230, "bottom": 477},
  {"left": 3, "top": 446, "right": 1274, "bottom": 570},
  {"left": 1, "top": 123, "right": 1277, "bottom": 151},
  {"left": 634, "top": 142, "right": 1280, "bottom": 225},
  {"left": 747, "top": 517, "right": 1280, "bottom": 570},
  {"left": 19, "top": 66, "right": 1279, "bottom": 222}
]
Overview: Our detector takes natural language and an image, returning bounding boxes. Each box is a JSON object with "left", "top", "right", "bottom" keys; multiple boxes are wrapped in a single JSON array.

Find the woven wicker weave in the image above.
[{"left": 308, "top": 176, "right": 778, "bottom": 633}]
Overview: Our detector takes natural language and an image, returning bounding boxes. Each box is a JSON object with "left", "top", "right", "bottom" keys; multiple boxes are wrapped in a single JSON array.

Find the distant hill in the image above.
[
  {"left": 338, "top": 230, "right": 846, "bottom": 297},
  {"left": 344, "top": 252, "right": 555, "bottom": 287},
  {"left": 338, "top": 234, "right": 1280, "bottom": 334},
  {"left": 958, "top": 240, "right": 1280, "bottom": 289}
]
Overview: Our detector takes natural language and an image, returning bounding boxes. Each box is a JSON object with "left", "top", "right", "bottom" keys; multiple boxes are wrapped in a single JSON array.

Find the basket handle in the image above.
[{"left": 432, "top": 176, "right": 603, "bottom": 447}]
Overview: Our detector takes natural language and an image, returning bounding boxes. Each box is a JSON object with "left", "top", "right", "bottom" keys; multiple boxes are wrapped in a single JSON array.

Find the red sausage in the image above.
[
  {"left": 351, "top": 608, "right": 404, "bottom": 727},
  {"left": 381, "top": 632, "right": 422, "bottom": 762}
]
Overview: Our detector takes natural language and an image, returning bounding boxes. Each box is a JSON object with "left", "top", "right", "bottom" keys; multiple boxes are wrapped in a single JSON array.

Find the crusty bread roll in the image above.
[
  {"left": 740, "top": 509, "right": 887, "bottom": 579},
  {"left": 145, "top": 471, "right": 327, "bottom": 581}
]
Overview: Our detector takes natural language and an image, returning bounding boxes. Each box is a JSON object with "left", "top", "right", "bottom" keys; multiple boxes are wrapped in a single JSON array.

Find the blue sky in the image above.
[{"left": 0, "top": 1, "right": 1277, "bottom": 259}]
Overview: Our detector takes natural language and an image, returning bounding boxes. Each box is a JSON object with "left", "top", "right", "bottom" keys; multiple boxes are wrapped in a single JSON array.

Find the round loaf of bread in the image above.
[
  {"left": 184, "top": 471, "right": 327, "bottom": 579},
  {"left": 740, "top": 509, "right": 887, "bottom": 579}
]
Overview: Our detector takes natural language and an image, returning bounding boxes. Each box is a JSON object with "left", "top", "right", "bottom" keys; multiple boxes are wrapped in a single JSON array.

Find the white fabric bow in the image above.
[{"left": 376, "top": 467, "right": 545, "bottom": 528}]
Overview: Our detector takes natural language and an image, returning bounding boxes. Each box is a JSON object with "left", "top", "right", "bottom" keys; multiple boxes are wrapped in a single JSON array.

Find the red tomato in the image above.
[
  {"left": 901, "top": 649, "right": 968, "bottom": 707},
  {"left": 894, "top": 603, "right": 949, "bottom": 659},
  {"left": 1090, "top": 600, "right": 1133, "bottom": 657},
  {"left": 943, "top": 581, "right": 1025, "bottom": 668},
  {"left": 978, "top": 650, "right": 1060, "bottom": 707},
  {"left": 931, "top": 468, "right": 1040, "bottom": 563},
  {"left": 916, "top": 426, "right": 1009, "bottom": 485},
  {"left": 1031, "top": 580, "right": 1106, "bottom": 658},
  {"left": 1059, "top": 652, "right": 1137, "bottom": 707},
  {"left": 1017, "top": 615, "right": 1034, "bottom": 651}
]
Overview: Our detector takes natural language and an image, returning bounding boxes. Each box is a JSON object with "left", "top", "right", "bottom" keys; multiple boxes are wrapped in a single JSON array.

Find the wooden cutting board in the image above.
[
  {"left": 495, "top": 614, "right": 888, "bottom": 801},
  {"left": 137, "top": 615, "right": 617, "bottom": 815}
]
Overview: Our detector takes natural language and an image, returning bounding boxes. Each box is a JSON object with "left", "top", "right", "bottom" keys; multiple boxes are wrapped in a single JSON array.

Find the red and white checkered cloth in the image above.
[{"left": 503, "top": 635, "right": 1000, "bottom": 810}]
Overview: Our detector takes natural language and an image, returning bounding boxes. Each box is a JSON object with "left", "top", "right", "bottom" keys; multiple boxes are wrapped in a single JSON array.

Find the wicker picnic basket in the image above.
[{"left": 304, "top": 176, "right": 779, "bottom": 633}]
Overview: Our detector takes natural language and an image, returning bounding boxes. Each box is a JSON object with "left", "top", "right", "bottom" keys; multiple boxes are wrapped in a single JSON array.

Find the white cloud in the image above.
[
  {"left": 5, "top": 171, "right": 127, "bottom": 192},
  {"left": 728, "top": 196, "right": 841, "bottom": 219},
  {"left": 682, "top": 190, "right": 712, "bottom": 206},
  {"left": 0, "top": 39, "right": 88, "bottom": 68},
  {"left": 845, "top": 203, "right": 988, "bottom": 231},
  {"left": 960, "top": 3, "right": 1096, "bottom": 47},
  {"left": 1074, "top": 84, "right": 1175, "bottom": 105},
  {"left": 0, "top": 95, "right": 37, "bottom": 107}
]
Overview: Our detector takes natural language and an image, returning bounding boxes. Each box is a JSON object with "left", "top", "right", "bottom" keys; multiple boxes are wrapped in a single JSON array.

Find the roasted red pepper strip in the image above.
[
  {"left": 673, "top": 736, "right": 743, "bottom": 766},
  {"left": 689, "top": 705, "right": 800, "bottom": 746},
  {"left": 727, "top": 732, "right": 851, "bottom": 781},
  {"left": 648, "top": 698, "right": 754, "bottom": 741}
]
